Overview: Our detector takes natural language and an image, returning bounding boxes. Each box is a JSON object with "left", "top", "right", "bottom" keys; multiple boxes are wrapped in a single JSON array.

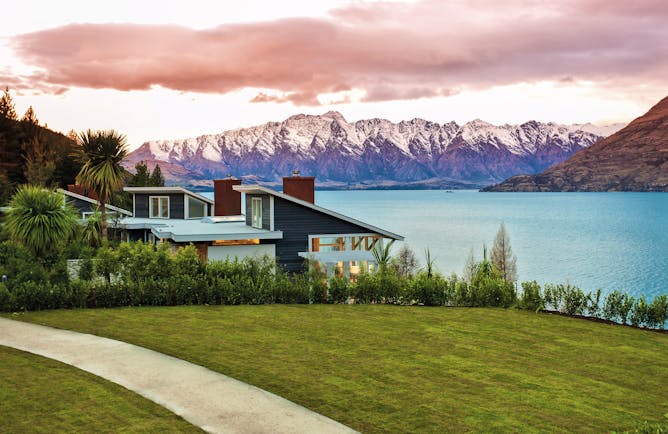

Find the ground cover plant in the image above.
[
  {"left": 0, "top": 345, "right": 201, "bottom": 433},
  {"left": 11, "top": 305, "right": 668, "bottom": 433}
]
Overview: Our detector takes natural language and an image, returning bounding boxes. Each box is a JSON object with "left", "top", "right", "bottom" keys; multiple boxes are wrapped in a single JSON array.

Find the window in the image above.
[
  {"left": 188, "top": 196, "right": 206, "bottom": 218},
  {"left": 150, "top": 196, "right": 169, "bottom": 218},
  {"left": 251, "top": 197, "right": 262, "bottom": 228}
]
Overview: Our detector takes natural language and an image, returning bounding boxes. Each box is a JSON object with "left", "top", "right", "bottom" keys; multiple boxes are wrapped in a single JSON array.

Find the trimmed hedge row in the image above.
[{"left": 0, "top": 240, "right": 666, "bottom": 329}]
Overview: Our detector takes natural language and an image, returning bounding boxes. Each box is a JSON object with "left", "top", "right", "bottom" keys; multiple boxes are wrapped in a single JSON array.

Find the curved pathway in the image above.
[{"left": 0, "top": 317, "right": 357, "bottom": 434}]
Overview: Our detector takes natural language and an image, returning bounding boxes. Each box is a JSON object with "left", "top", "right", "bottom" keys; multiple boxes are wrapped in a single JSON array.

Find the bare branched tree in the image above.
[{"left": 490, "top": 223, "right": 518, "bottom": 282}]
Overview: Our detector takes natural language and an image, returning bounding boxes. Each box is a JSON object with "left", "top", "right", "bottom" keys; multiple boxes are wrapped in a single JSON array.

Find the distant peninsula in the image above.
[{"left": 483, "top": 96, "right": 668, "bottom": 192}]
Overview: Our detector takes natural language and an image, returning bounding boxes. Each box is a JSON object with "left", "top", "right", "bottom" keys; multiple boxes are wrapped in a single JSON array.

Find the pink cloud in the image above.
[{"left": 9, "top": 0, "right": 668, "bottom": 104}]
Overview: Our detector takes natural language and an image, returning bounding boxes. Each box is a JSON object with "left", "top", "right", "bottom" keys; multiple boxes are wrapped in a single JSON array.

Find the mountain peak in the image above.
[
  {"left": 484, "top": 95, "right": 668, "bottom": 192},
  {"left": 322, "top": 110, "right": 347, "bottom": 122}
]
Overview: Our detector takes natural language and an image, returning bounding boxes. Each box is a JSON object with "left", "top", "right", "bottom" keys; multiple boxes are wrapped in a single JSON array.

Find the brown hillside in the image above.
[{"left": 484, "top": 96, "right": 668, "bottom": 191}]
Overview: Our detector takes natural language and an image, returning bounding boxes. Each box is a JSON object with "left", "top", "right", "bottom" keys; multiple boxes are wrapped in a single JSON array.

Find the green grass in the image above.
[
  {"left": 9, "top": 306, "right": 668, "bottom": 433},
  {"left": 0, "top": 345, "right": 202, "bottom": 433}
]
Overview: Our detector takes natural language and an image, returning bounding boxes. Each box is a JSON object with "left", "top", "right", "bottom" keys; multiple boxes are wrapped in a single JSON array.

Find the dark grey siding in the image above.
[
  {"left": 245, "top": 194, "right": 271, "bottom": 230},
  {"left": 133, "top": 193, "right": 184, "bottom": 219},
  {"left": 65, "top": 197, "right": 96, "bottom": 216},
  {"left": 273, "top": 196, "right": 374, "bottom": 273}
]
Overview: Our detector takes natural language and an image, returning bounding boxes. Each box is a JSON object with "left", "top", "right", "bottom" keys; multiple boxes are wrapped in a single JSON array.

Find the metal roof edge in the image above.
[
  {"left": 57, "top": 188, "right": 132, "bottom": 216},
  {"left": 234, "top": 185, "right": 404, "bottom": 241},
  {"left": 123, "top": 186, "right": 214, "bottom": 205}
]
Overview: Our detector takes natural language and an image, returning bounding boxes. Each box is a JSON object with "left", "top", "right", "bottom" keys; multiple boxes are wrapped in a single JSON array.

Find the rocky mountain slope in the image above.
[
  {"left": 484, "top": 96, "right": 668, "bottom": 192},
  {"left": 124, "top": 112, "right": 621, "bottom": 189}
]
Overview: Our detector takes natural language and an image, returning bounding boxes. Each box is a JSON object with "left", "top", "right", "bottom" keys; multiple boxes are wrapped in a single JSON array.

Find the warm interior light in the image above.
[{"left": 212, "top": 239, "right": 260, "bottom": 246}]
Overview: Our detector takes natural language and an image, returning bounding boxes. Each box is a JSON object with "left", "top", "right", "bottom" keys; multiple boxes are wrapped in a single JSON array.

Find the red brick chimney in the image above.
[
  {"left": 214, "top": 176, "right": 242, "bottom": 216},
  {"left": 282, "top": 170, "right": 315, "bottom": 204}
]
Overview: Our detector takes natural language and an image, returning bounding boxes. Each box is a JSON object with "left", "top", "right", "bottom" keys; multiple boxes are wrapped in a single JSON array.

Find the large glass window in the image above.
[
  {"left": 251, "top": 197, "right": 263, "bottom": 228},
  {"left": 188, "top": 196, "right": 207, "bottom": 218},
  {"left": 150, "top": 196, "right": 169, "bottom": 218}
]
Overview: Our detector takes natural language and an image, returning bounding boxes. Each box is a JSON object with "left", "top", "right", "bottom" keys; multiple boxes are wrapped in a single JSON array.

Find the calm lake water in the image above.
[
  {"left": 316, "top": 190, "right": 668, "bottom": 299},
  {"left": 204, "top": 190, "right": 668, "bottom": 299}
]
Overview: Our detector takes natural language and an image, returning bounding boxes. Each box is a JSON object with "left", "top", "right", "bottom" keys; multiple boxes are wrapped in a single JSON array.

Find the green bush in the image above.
[
  {"left": 328, "top": 276, "right": 351, "bottom": 304},
  {"left": 519, "top": 281, "right": 543, "bottom": 311},
  {"left": 648, "top": 295, "right": 668, "bottom": 329},
  {"left": 0, "top": 282, "right": 15, "bottom": 311}
]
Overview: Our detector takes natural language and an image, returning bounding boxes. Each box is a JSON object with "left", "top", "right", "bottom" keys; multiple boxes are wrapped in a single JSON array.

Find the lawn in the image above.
[
  {"left": 10, "top": 305, "right": 668, "bottom": 433},
  {"left": 0, "top": 345, "right": 202, "bottom": 433}
]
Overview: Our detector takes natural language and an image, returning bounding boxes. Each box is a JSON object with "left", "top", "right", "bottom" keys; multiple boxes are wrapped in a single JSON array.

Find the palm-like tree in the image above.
[
  {"left": 6, "top": 185, "right": 79, "bottom": 260},
  {"left": 75, "top": 130, "right": 128, "bottom": 241}
]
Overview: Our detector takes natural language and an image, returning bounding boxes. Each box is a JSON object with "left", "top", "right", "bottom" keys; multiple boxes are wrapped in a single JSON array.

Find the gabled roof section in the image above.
[
  {"left": 57, "top": 188, "right": 132, "bottom": 216},
  {"left": 123, "top": 186, "right": 214, "bottom": 205},
  {"left": 234, "top": 185, "right": 404, "bottom": 241}
]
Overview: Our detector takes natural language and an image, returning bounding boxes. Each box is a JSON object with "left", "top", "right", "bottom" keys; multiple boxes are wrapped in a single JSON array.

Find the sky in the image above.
[{"left": 2, "top": 0, "right": 667, "bottom": 150}]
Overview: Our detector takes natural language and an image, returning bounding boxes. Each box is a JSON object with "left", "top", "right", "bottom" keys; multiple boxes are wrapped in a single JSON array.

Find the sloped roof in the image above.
[
  {"left": 234, "top": 185, "right": 404, "bottom": 241},
  {"left": 57, "top": 189, "right": 132, "bottom": 216},
  {"left": 123, "top": 187, "right": 214, "bottom": 205}
]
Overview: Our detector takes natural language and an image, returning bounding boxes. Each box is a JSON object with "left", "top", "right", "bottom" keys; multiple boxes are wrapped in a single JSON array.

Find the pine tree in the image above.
[
  {"left": 23, "top": 136, "right": 56, "bottom": 186},
  {"left": 131, "top": 161, "right": 150, "bottom": 186},
  {"left": 149, "top": 164, "right": 165, "bottom": 187},
  {"left": 21, "top": 106, "right": 38, "bottom": 125},
  {"left": 490, "top": 223, "right": 517, "bottom": 282},
  {"left": 0, "top": 87, "right": 18, "bottom": 120}
]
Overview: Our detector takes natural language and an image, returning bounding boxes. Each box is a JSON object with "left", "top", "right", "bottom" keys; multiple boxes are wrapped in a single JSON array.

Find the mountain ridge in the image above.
[
  {"left": 123, "top": 113, "right": 622, "bottom": 189},
  {"left": 483, "top": 96, "right": 668, "bottom": 192}
]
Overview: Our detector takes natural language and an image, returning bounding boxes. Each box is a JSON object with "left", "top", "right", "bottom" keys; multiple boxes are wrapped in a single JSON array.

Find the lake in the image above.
[
  {"left": 204, "top": 190, "right": 668, "bottom": 300},
  {"left": 315, "top": 190, "right": 668, "bottom": 299}
]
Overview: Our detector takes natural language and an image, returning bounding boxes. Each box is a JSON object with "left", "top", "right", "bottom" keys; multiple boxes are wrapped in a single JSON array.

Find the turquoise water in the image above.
[
  {"left": 203, "top": 189, "right": 668, "bottom": 299},
  {"left": 315, "top": 190, "right": 668, "bottom": 299}
]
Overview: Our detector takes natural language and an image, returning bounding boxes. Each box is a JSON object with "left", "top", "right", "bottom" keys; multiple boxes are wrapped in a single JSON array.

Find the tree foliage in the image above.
[
  {"left": 149, "top": 164, "right": 165, "bottom": 187},
  {"left": 491, "top": 223, "right": 517, "bottom": 282},
  {"left": 5, "top": 185, "right": 79, "bottom": 261},
  {"left": 75, "top": 129, "right": 128, "bottom": 241}
]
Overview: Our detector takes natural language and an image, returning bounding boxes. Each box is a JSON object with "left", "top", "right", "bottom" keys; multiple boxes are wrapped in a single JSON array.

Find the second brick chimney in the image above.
[
  {"left": 282, "top": 170, "right": 315, "bottom": 204},
  {"left": 214, "top": 176, "right": 242, "bottom": 216}
]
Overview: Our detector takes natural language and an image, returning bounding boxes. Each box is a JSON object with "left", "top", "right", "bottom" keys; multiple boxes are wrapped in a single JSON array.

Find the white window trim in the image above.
[
  {"left": 186, "top": 196, "right": 207, "bottom": 220},
  {"left": 269, "top": 196, "right": 274, "bottom": 231},
  {"left": 149, "top": 195, "right": 170, "bottom": 219},
  {"left": 251, "top": 197, "right": 263, "bottom": 228}
]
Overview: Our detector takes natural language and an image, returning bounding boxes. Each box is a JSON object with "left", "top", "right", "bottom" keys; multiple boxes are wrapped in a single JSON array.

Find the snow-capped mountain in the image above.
[{"left": 124, "top": 112, "right": 622, "bottom": 189}]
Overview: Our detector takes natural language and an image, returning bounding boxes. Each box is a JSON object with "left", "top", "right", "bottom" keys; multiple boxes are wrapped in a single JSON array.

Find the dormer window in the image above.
[
  {"left": 251, "top": 197, "right": 262, "bottom": 228},
  {"left": 150, "top": 196, "right": 169, "bottom": 218}
]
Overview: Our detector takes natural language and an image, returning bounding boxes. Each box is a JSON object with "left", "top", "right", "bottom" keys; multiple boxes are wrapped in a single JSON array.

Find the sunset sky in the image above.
[{"left": 2, "top": 0, "right": 667, "bottom": 149}]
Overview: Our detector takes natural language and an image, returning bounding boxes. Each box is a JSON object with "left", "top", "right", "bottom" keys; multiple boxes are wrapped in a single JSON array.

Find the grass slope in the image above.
[
  {"left": 11, "top": 306, "right": 668, "bottom": 433},
  {"left": 0, "top": 345, "right": 202, "bottom": 433}
]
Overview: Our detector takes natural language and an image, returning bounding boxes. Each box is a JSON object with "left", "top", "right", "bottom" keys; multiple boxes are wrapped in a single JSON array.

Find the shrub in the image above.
[
  {"left": 0, "top": 282, "right": 15, "bottom": 312},
  {"left": 519, "top": 281, "right": 543, "bottom": 311},
  {"left": 328, "top": 276, "right": 351, "bottom": 304},
  {"left": 410, "top": 271, "right": 450, "bottom": 306},
  {"left": 648, "top": 295, "right": 668, "bottom": 329},
  {"left": 603, "top": 290, "right": 635, "bottom": 325},
  {"left": 561, "top": 284, "right": 588, "bottom": 316},
  {"left": 630, "top": 295, "right": 650, "bottom": 327}
]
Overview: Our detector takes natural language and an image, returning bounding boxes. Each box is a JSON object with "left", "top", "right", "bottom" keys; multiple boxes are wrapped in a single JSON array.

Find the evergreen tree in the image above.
[
  {"left": 21, "top": 106, "right": 38, "bottom": 124},
  {"left": 131, "top": 161, "right": 150, "bottom": 186},
  {"left": 0, "top": 87, "right": 23, "bottom": 185},
  {"left": 149, "top": 164, "right": 165, "bottom": 187},
  {"left": 490, "top": 223, "right": 517, "bottom": 282},
  {"left": 23, "top": 135, "right": 56, "bottom": 186},
  {"left": 0, "top": 86, "right": 18, "bottom": 120}
]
